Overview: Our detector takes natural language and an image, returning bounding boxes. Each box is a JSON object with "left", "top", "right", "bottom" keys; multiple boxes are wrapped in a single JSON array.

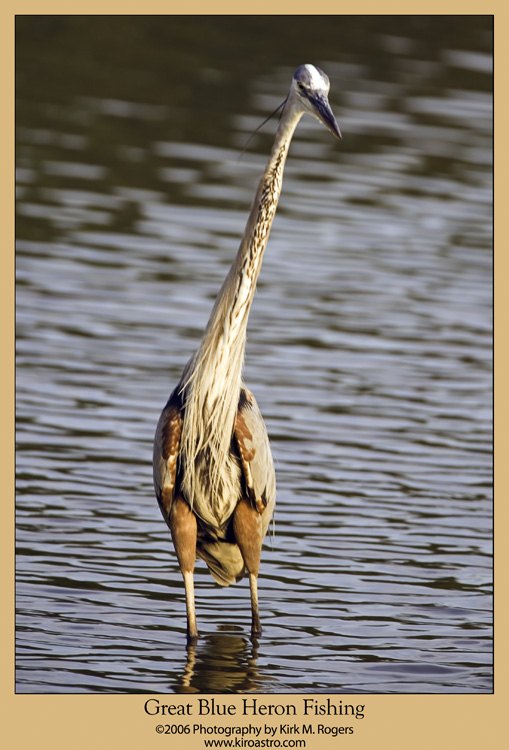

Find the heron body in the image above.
[{"left": 153, "top": 64, "right": 341, "bottom": 642}]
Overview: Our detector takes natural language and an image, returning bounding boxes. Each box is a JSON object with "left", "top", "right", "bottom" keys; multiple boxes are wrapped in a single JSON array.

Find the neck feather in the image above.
[
  {"left": 179, "top": 106, "right": 302, "bottom": 510},
  {"left": 194, "top": 107, "right": 302, "bottom": 388}
]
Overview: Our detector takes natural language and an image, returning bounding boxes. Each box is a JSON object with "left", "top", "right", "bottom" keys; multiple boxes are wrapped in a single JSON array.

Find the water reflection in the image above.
[
  {"left": 175, "top": 634, "right": 270, "bottom": 694},
  {"left": 16, "top": 16, "right": 492, "bottom": 693}
]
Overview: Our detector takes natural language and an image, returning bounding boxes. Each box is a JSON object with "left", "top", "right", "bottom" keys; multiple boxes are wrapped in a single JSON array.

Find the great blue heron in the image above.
[{"left": 153, "top": 64, "right": 341, "bottom": 642}]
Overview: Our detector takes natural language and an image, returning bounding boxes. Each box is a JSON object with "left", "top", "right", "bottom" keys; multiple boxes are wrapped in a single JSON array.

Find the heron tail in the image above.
[{"left": 197, "top": 540, "right": 245, "bottom": 586}]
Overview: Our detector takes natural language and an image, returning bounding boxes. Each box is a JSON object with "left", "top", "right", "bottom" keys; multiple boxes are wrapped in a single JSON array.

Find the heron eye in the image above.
[{"left": 297, "top": 82, "right": 305, "bottom": 91}]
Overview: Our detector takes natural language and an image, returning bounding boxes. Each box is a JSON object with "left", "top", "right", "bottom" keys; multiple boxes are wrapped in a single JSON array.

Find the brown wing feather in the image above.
[
  {"left": 153, "top": 391, "right": 183, "bottom": 524},
  {"left": 234, "top": 387, "right": 276, "bottom": 534},
  {"left": 153, "top": 386, "right": 275, "bottom": 586}
]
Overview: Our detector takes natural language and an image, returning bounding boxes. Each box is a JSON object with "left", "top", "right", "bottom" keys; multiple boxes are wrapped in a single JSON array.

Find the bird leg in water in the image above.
[
  {"left": 169, "top": 496, "right": 198, "bottom": 643},
  {"left": 233, "top": 497, "right": 263, "bottom": 637}
]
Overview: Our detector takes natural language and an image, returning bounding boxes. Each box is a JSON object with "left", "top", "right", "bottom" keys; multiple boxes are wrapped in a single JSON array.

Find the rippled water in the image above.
[{"left": 16, "top": 17, "right": 492, "bottom": 693}]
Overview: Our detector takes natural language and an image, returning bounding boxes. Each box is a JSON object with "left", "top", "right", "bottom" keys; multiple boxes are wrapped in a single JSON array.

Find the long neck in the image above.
[
  {"left": 184, "top": 105, "right": 302, "bottom": 397},
  {"left": 179, "top": 105, "right": 301, "bottom": 508}
]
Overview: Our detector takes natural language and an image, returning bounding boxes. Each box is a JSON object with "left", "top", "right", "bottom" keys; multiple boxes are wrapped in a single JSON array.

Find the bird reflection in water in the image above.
[{"left": 174, "top": 632, "right": 274, "bottom": 694}]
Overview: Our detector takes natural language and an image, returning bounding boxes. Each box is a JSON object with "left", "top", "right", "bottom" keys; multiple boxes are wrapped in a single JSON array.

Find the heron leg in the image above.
[
  {"left": 233, "top": 497, "right": 263, "bottom": 638},
  {"left": 248, "top": 572, "right": 261, "bottom": 639},
  {"left": 169, "top": 496, "right": 198, "bottom": 643}
]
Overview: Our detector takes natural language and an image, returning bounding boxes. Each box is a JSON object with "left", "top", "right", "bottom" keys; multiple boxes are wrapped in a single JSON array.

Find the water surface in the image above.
[{"left": 16, "top": 16, "right": 492, "bottom": 694}]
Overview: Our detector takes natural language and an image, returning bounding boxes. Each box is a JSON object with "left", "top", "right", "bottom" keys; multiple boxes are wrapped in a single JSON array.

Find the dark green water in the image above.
[{"left": 16, "top": 16, "right": 492, "bottom": 693}]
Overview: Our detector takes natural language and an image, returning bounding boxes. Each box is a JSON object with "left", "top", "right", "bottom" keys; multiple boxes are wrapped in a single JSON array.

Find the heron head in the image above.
[{"left": 291, "top": 64, "right": 341, "bottom": 140}]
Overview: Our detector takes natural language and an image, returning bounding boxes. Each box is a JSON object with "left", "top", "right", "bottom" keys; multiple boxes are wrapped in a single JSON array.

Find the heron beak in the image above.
[{"left": 311, "top": 93, "right": 342, "bottom": 140}]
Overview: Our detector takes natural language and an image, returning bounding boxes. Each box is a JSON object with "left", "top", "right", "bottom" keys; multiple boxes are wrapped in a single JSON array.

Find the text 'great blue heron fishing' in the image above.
[{"left": 153, "top": 64, "right": 341, "bottom": 642}]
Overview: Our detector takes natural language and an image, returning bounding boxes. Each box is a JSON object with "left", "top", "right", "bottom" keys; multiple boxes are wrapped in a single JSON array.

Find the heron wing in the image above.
[
  {"left": 234, "top": 387, "right": 276, "bottom": 537},
  {"left": 153, "top": 390, "right": 183, "bottom": 524}
]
